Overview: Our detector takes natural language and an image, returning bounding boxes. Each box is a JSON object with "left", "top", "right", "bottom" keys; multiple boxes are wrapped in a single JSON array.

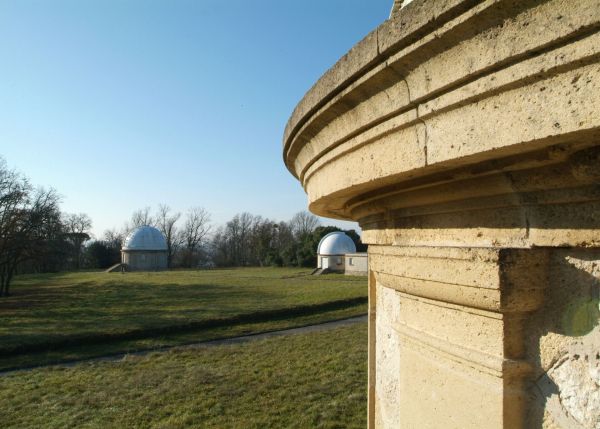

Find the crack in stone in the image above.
[{"left": 402, "top": 75, "right": 429, "bottom": 167}]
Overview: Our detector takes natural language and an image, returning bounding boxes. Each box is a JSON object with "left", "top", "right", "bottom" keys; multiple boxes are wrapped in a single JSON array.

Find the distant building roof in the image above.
[
  {"left": 317, "top": 231, "right": 357, "bottom": 255},
  {"left": 122, "top": 225, "right": 168, "bottom": 251}
]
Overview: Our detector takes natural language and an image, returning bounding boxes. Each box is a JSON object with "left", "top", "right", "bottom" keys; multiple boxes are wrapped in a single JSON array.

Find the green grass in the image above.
[
  {"left": 0, "top": 323, "right": 368, "bottom": 429},
  {"left": 0, "top": 268, "right": 366, "bottom": 370}
]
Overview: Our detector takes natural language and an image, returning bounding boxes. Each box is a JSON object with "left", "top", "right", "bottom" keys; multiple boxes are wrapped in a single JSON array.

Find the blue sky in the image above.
[{"left": 0, "top": 0, "right": 391, "bottom": 237}]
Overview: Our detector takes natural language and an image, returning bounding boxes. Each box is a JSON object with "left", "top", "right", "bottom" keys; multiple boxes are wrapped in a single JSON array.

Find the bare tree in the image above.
[
  {"left": 290, "top": 211, "right": 320, "bottom": 238},
  {"left": 210, "top": 213, "right": 279, "bottom": 267},
  {"left": 237, "top": 212, "right": 254, "bottom": 266},
  {"left": 131, "top": 207, "right": 153, "bottom": 228},
  {"left": 221, "top": 212, "right": 254, "bottom": 266},
  {"left": 101, "top": 228, "right": 124, "bottom": 266},
  {"left": 0, "top": 161, "right": 29, "bottom": 296},
  {"left": 119, "top": 206, "right": 154, "bottom": 237},
  {"left": 103, "top": 228, "right": 123, "bottom": 246},
  {"left": 155, "top": 204, "right": 181, "bottom": 268},
  {"left": 64, "top": 213, "right": 92, "bottom": 235},
  {"left": 250, "top": 216, "right": 277, "bottom": 266},
  {"left": 63, "top": 213, "right": 92, "bottom": 270},
  {"left": 179, "top": 207, "right": 211, "bottom": 267},
  {"left": 0, "top": 158, "right": 62, "bottom": 296}
]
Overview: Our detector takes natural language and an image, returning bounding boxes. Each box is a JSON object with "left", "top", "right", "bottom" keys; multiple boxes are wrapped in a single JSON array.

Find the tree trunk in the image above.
[
  {"left": 0, "top": 266, "right": 6, "bottom": 297},
  {"left": 4, "top": 269, "right": 13, "bottom": 296}
]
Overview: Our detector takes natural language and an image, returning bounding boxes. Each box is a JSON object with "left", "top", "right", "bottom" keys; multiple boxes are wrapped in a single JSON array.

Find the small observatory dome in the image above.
[
  {"left": 123, "top": 225, "right": 168, "bottom": 251},
  {"left": 317, "top": 231, "right": 356, "bottom": 255},
  {"left": 121, "top": 226, "right": 168, "bottom": 271}
]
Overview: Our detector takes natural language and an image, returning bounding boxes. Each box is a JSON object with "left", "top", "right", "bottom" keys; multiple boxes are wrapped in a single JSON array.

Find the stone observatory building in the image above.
[
  {"left": 284, "top": 0, "right": 600, "bottom": 428},
  {"left": 317, "top": 231, "right": 368, "bottom": 275},
  {"left": 121, "top": 225, "right": 168, "bottom": 271}
]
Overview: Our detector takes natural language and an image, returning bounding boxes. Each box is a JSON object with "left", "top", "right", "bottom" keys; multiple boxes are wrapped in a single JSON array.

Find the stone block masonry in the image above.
[{"left": 283, "top": 0, "right": 600, "bottom": 427}]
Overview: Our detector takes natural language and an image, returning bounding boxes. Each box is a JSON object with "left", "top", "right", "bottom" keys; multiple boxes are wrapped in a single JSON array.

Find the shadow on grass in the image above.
[
  {"left": 0, "top": 297, "right": 368, "bottom": 358},
  {"left": 1, "top": 268, "right": 367, "bottom": 372},
  {"left": 0, "top": 281, "right": 268, "bottom": 352}
]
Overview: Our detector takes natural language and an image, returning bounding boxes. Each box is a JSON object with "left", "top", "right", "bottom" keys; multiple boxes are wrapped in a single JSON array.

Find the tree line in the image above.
[
  {"left": 0, "top": 158, "right": 365, "bottom": 296},
  {"left": 89, "top": 205, "right": 212, "bottom": 270},
  {"left": 91, "top": 207, "right": 364, "bottom": 270},
  {"left": 211, "top": 212, "right": 365, "bottom": 267}
]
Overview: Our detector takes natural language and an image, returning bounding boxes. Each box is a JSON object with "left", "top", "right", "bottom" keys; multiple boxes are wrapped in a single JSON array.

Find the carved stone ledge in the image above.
[{"left": 370, "top": 246, "right": 549, "bottom": 312}]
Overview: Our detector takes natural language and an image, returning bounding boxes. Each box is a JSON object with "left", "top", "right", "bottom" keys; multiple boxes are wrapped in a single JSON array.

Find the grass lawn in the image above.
[
  {"left": 0, "top": 323, "right": 368, "bottom": 429},
  {"left": 0, "top": 268, "right": 366, "bottom": 370}
]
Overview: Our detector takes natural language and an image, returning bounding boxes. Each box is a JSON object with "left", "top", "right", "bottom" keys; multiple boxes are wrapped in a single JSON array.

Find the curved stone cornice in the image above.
[{"left": 283, "top": 0, "right": 600, "bottom": 247}]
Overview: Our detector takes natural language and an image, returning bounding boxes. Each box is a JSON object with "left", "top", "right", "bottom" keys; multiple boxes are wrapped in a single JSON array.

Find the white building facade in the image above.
[{"left": 344, "top": 252, "right": 368, "bottom": 276}]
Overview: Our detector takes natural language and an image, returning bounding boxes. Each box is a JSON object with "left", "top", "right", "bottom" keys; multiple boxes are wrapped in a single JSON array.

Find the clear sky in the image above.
[{"left": 0, "top": 0, "right": 392, "bottom": 237}]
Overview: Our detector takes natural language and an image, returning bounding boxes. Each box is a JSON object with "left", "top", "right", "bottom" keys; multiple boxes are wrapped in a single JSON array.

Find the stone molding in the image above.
[
  {"left": 370, "top": 246, "right": 549, "bottom": 312},
  {"left": 283, "top": 0, "right": 600, "bottom": 238},
  {"left": 284, "top": 0, "right": 600, "bottom": 427}
]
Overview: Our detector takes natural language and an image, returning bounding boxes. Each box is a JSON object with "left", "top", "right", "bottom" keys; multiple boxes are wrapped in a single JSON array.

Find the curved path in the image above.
[
  {"left": 1, "top": 314, "right": 367, "bottom": 376},
  {"left": 193, "top": 314, "right": 367, "bottom": 347}
]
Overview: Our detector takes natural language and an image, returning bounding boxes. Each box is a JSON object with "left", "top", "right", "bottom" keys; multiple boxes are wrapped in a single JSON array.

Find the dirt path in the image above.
[
  {"left": 190, "top": 314, "right": 367, "bottom": 347},
  {"left": 1, "top": 314, "right": 367, "bottom": 376}
]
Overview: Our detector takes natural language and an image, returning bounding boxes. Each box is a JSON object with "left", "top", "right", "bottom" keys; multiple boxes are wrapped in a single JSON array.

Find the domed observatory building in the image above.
[
  {"left": 316, "top": 231, "right": 367, "bottom": 275},
  {"left": 121, "top": 225, "right": 168, "bottom": 271}
]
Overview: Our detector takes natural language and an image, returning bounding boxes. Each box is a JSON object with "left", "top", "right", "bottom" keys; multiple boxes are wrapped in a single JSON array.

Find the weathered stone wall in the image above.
[{"left": 283, "top": 0, "right": 600, "bottom": 427}]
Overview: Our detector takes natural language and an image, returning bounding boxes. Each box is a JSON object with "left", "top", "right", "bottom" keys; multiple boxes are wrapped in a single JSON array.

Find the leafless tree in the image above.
[
  {"left": 64, "top": 213, "right": 92, "bottom": 235},
  {"left": 131, "top": 206, "right": 153, "bottom": 228},
  {"left": 179, "top": 207, "right": 211, "bottom": 267},
  {"left": 103, "top": 228, "right": 123, "bottom": 246},
  {"left": 250, "top": 216, "right": 277, "bottom": 266},
  {"left": 102, "top": 228, "right": 124, "bottom": 265},
  {"left": 210, "top": 213, "right": 280, "bottom": 267},
  {"left": 63, "top": 213, "right": 92, "bottom": 270},
  {"left": 290, "top": 211, "right": 319, "bottom": 238},
  {"left": 155, "top": 204, "right": 181, "bottom": 268},
  {"left": 0, "top": 159, "right": 62, "bottom": 296},
  {"left": 272, "top": 220, "right": 294, "bottom": 255},
  {"left": 239, "top": 212, "right": 256, "bottom": 265},
  {"left": 119, "top": 206, "right": 154, "bottom": 237},
  {"left": 0, "top": 162, "right": 29, "bottom": 296}
]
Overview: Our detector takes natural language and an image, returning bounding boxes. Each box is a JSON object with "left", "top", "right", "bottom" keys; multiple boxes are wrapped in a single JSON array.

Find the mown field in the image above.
[
  {"left": 0, "top": 322, "right": 367, "bottom": 429},
  {"left": 0, "top": 268, "right": 367, "bottom": 370}
]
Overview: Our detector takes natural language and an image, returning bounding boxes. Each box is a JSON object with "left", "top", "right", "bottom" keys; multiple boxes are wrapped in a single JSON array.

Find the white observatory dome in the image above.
[
  {"left": 317, "top": 232, "right": 357, "bottom": 255},
  {"left": 122, "top": 225, "right": 168, "bottom": 251}
]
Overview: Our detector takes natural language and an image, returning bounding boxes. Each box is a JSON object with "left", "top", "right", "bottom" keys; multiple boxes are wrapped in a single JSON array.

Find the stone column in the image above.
[{"left": 283, "top": 0, "right": 600, "bottom": 427}]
